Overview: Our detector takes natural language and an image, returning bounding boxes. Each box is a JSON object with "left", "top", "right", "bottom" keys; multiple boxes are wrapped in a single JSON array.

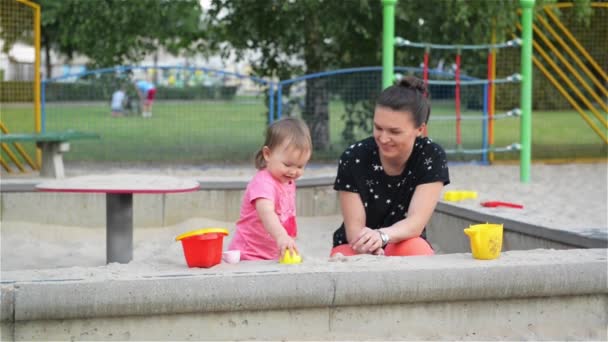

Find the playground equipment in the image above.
[
  {"left": 394, "top": 38, "right": 522, "bottom": 164},
  {"left": 382, "top": 0, "right": 535, "bottom": 182},
  {"left": 0, "top": 0, "right": 41, "bottom": 174},
  {"left": 520, "top": 2, "right": 608, "bottom": 146}
]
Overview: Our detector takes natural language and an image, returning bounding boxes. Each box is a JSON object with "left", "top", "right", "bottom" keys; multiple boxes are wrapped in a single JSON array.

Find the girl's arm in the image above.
[
  {"left": 379, "top": 181, "right": 444, "bottom": 243},
  {"left": 255, "top": 198, "right": 298, "bottom": 256}
]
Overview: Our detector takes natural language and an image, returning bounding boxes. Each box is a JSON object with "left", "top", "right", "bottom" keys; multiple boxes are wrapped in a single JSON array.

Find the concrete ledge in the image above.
[
  {"left": 3, "top": 249, "right": 606, "bottom": 322},
  {"left": 433, "top": 202, "right": 608, "bottom": 249},
  {"left": 0, "top": 176, "right": 336, "bottom": 193},
  {"left": 9, "top": 295, "right": 608, "bottom": 341},
  {"left": 0, "top": 178, "right": 338, "bottom": 224}
]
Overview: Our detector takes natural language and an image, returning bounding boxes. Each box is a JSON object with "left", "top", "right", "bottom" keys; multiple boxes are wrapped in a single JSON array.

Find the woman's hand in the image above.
[
  {"left": 276, "top": 234, "right": 299, "bottom": 258},
  {"left": 351, "top": 227, "right": 384, "bottom": 254}
]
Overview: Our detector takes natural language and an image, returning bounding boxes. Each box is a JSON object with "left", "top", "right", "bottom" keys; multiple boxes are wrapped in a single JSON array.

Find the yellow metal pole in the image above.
[
  {"left": 511, "top": 31, "right": 607, "bottom": 144},
  {"left": 518, "top": 23, "right": 608, "bottom": 128},
  {"left": 531, "top": 21, "right": 608, "bottom": 112},
  {"left": 0, "top": 157, "right": 12, "bottom": 173},
  {"left": 544, "top": 5, "right": 608, "bottom": 82},
  {"left": 1, "top": 143, "right": 26, "bottom": 172},
  {"left": 532, "top": 56, "right": 607, "bottom": 144},
  {"left": 17, "top": 0, "right": 41, "bottom": 166},
  {"left": 0, "top": 122, "right": 37, "bottom": 169},
  {"left": 535, "top": 14, "right": 607, "bottom": 97}
]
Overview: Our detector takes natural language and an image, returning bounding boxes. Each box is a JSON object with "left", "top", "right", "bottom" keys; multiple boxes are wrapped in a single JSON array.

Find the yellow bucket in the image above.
[{"left": 463, "top": 223, "right": 503, "bottom": 260}]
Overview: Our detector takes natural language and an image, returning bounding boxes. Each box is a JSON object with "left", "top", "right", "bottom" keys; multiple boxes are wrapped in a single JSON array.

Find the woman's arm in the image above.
[
  {"left": 339, "top": 191, "right": 384, "bottom": 254},
  {"left": 379, "top": 181, "right": 444, "bottom": 243},
  {"left": 339, "top": 191, "right": 366, "bottom": 243},
  {"left": 255, "top": 198, "right": 298, "bottom": 256}
]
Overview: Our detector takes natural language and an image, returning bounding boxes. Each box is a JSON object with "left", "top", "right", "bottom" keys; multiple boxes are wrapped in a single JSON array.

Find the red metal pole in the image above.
[{"left": 455, "top": 51, "right": 462, "bottom": 147}]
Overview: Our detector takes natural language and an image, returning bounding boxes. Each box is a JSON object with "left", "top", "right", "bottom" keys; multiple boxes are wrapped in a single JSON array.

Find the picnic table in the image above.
[
  {"left": 36, "top": 174, "right": 200, "bottom": 264},
  {"left": 0, "top": 130, "right": 100, "bottom": 178}
]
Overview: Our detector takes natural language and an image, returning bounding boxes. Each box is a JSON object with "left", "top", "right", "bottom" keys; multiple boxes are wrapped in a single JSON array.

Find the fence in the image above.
[{"left": 0, "top": 0, "right": 41, "bottom": 175}]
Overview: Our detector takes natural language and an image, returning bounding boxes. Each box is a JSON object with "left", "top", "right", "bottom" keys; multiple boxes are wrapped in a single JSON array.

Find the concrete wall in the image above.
[
  {"left": 0, "top": 179, "right": 338, "bottom": 225},
  {"left": 428, "top": 203, "right": 607, "bottom": 251},
  {"left": 1, "top": 249, "right": 607, "bottom": 341}
]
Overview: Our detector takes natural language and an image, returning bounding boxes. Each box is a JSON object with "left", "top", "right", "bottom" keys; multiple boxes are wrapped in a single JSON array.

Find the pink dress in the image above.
[{"left": 228, "top": 169, "right": 297, "bottom": 260}]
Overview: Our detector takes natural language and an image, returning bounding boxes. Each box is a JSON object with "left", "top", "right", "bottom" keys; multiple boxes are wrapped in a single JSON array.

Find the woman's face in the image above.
[{"left": 373, "top": 106, "right": 425, "bottom": 161}]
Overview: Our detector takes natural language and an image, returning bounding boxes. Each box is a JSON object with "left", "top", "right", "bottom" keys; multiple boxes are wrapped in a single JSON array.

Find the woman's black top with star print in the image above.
[{"left": 332, "top": 136, "right": 450, "bottom": 247}]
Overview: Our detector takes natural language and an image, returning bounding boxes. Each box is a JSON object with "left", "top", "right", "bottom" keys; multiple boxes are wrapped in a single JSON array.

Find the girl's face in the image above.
[
  {"left": 373, "top": 106, "right": 425, "bottom": 162},
  {"left": 263, "top": 142, "right": 311, "bottom": 184}
]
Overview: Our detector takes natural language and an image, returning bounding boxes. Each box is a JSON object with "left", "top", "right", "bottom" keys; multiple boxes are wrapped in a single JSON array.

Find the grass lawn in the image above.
[{"left": 1, "top": 98, "right": 606, "bottom": 164}]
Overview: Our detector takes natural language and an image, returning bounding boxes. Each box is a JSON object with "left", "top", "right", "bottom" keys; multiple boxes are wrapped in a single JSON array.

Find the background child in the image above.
[
  {"left": 110, "top": 86, "right": 126, "bottom": 117},
  {"left": 135, "top": 79, "right": 156, "bottom": 118},
  {"left": 228, "top": 117, "right": 312, "bottom": 261}
]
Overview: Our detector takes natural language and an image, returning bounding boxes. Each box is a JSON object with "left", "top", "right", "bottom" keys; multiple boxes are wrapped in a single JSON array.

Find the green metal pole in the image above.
[
  {"left": 520, "top": 0, "right": 535, "bottom": 183},
  {"left": 382, "top": 0, "right": 397, "bottom": 89}
]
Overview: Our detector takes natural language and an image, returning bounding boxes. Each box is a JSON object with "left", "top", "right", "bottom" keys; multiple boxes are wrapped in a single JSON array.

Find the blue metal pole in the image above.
[
  {"left": 41, "top": 80, "right": 46, "bottom": 132},
  {"left": 268, "top": 84, "right": 275, "bottom": 124},
  {"left": 277, "top": 85, "right": 283, "bottom": 119}
]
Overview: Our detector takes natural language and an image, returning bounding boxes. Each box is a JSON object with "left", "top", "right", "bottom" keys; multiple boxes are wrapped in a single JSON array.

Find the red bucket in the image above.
[{"left": 175, "top": 228, "right": 229, "bottom": 268}]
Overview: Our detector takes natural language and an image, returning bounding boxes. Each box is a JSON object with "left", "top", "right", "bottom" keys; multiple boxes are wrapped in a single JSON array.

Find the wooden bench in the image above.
[{"left": 0, "top": 131, "right": 100, "bottom": 178}]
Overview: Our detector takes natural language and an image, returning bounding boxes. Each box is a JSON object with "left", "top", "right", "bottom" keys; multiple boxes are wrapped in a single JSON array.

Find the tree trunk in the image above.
[
  {"left": 43, "top": 39, "right": 52, "bottom": 79},
  {"left": 303, "top": 14, "right": 330, "bottom": 151},
  {"left": 304, "top": 77, "right": 330, "bottom": 150}
]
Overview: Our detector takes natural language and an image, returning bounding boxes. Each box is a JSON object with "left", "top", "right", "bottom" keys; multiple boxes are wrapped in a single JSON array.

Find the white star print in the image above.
[
  {"left": 373, "top": 164, "right": 381, "bottom": 171},
  {"left": 424, "top": 157, "right": 432, "bottom": 165},
  {"left": 355, "top": 159, "right": 360, "bottom": 163},
  {"left": 346, "top": 184, "right": 351, "bottom": 189},
  {"left": 374, "top": 195, "right": 379, "bottom": 199},
  {"left": 386, "top": 199, "right": 391, "bottom": 204}
]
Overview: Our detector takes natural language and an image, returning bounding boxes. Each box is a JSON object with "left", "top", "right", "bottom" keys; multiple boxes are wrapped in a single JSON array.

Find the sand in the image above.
[{"left": 1, "top": 162, "right": 607, "bottom": 277}]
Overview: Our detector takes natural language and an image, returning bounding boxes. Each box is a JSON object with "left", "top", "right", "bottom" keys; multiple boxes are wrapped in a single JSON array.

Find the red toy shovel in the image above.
[{"left": 481, "top": 201, "right": 524, "bottom": 209}]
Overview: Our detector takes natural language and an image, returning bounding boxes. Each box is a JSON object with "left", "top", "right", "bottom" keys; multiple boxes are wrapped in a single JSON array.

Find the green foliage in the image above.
[
  {"left": 32, "top": 0, "right": 205, "bottom": 69},
  {"left": 207, "top": 0, "right": 383, "bottom": 149}
]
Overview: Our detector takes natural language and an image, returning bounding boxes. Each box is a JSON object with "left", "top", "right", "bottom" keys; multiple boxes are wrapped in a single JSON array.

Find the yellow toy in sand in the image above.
[
  {"left": 279, "top": 250, "right": 302, "bottom": 264},
  {"left": 443, "top": 190, "right": 478, "bottom": 202}
]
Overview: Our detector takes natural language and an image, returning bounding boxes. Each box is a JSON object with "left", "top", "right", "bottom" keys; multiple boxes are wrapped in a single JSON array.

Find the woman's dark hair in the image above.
[{"left": 375, "top": 76, "right": 431, "bottom": 127}]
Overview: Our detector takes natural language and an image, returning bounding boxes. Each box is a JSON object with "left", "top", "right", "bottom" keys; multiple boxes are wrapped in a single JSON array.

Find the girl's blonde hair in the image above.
[{"left": 254, "top": 117, "right": 312, "bottom": 169}]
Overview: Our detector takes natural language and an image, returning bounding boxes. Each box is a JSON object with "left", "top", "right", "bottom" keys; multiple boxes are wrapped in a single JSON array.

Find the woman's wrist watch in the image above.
[{"left": 378, "top": 230, "right": 390, "bottom": 248}]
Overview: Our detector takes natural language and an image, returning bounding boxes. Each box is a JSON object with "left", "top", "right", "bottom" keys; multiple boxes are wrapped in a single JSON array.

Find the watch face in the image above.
[{"left": 380, "top": 231, "right": 389, "bottom": 246}]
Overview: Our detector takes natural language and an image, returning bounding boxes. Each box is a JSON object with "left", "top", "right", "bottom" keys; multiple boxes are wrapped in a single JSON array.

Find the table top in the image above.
[{"left": 36, "top": 174, "right": 200, "bottom": 194}]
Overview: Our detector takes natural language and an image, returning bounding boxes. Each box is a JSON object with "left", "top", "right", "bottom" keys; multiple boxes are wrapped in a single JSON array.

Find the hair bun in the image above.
[{"left": 398, "top": 76, "right": 427, "bottom": 95}]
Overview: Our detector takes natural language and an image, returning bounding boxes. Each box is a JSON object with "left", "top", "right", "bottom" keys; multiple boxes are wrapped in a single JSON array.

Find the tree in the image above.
[
  {"left": 207, "top": 0, "right": 383, "bottom": 151},
  {"left": 33, "top": 0, "right": 205, "bottom": 76},
  {"left": 207, "top": 0, "right": 597, "bottom": 149}
]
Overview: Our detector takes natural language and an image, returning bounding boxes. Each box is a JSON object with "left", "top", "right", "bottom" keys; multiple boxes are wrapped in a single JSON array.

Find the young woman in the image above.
[{"left": 331, "top": 76, "right": 450, "bottom": 257}]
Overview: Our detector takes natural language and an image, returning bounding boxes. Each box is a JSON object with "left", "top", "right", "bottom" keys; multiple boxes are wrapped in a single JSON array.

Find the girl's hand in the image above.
[
  {"left": 351, "top": 227, "right": 383, "bottom": 254},
  {"left": 277, "top": 234, "right": 299, "bottom": 258}
]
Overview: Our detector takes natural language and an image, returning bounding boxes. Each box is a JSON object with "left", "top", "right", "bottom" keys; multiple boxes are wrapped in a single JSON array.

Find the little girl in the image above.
[{"left": 228, "top": 117, "right": 312, "bottom": 261}]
